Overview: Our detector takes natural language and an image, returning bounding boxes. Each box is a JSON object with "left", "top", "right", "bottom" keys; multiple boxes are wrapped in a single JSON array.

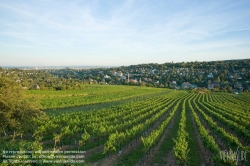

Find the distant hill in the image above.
[{"left": 0, "top": 59, "right": 250, "bottom": 92}]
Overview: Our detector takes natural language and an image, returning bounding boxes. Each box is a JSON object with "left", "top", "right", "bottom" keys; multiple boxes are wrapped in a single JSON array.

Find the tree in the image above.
[
  {"left": 140, "top": 81, "right": 146, "bottom": 87},
  {"left": 215, "top": 76, "right": 220, "bottom": 82},
  {"left": 227, "top": 86, "right": 233, "bottom": 93},
  {"left": 0, "top": 77, "right": 47, "bottom": 138}
]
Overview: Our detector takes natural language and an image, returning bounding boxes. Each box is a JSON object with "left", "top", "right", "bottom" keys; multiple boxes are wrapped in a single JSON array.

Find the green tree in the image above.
[
  {"left": 0, "top": 77, "right": 47, "bottom": 138},
  {"left": 215, "top": 76, "right": 220, "bottom": 82},
  {"left": 140, "top": 81, "right": 146, "bottom": 87},
  {"left": 227, "top": 86, "right": 233, "bottom": 93}
]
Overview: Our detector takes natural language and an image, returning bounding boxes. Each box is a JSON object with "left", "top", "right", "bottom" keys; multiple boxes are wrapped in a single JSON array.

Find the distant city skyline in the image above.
[
  {"left": 0, "top": 58, "right": 249, "bottom": 69},
  {"left": 1, "top": 0, "right": 250, "bottom": 66}
]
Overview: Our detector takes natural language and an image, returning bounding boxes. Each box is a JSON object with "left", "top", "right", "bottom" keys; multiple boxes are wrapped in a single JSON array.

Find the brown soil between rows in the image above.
[
  {"left": 189, "top": 102, "right": 211, "bottom": 165},
  {"left": 192, "top": 101, "right": 227, "bottom": 151},
  {"left": 42, "top": 93, "right": 168, "bottom": 154},
  {"left": 136, "top": 100, "right": 182, "bottom": 166},
  {"left": 90, "top": 100, "right": 179, "bottom": 166},
  {"left": 200, "top": 102, "right": 249, "bottom": 146}
]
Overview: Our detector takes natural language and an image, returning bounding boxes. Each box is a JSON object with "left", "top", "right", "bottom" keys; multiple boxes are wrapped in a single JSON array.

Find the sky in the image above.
[{"left": 0, "top": 0, "right": 250, "bottom": 66}]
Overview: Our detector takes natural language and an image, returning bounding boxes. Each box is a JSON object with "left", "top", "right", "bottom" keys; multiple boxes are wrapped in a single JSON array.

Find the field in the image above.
[
  {"left": 1, "top": 85, "right": 250, "bottom": 165},
  {"left": 26, "top": 85, "right": 164, "bottom": 110}
]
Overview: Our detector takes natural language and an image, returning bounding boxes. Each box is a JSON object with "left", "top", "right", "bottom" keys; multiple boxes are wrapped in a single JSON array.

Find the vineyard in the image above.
[
  {"left": 1, "top": 85, "right": 250, "bottom": 165},
  {"left": 27, "top": 85, "right": 164, "bottom": 109}
]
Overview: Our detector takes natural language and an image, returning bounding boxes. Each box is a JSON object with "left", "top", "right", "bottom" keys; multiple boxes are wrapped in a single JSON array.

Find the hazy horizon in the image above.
[
  {"left": 1, "top": 0, "right": 250, "bottom": 66},
  {"left": 1, "top": 58, "right": 249, "bottom": 69}
]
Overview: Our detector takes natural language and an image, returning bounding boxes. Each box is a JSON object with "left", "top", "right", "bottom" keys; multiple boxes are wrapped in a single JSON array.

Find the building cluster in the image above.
[{"left": 1, "top": 60, "right": 250, "bottom": 93}]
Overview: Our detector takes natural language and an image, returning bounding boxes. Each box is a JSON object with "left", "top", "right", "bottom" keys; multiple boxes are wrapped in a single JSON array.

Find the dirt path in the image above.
[
  {"left": 163, "top": 149, "right": 176, "bottom": 166},
  {"left": 189, "top": 103, "right": 211, "bottom": 165},
  {"left": 136, "top": 100, "right": 181, "bottom": 166},
  {"left": 192, "top": 101, "right": 227, "bottom": 151},
  {"left": 42, "top": 93, "right": 168, "bottom": 155},
  {"left": 199, "top": 102, "right": 249, "bottom": 147},
  {"left": 90, "top": 100, "right": 179, "bottom": 166}
]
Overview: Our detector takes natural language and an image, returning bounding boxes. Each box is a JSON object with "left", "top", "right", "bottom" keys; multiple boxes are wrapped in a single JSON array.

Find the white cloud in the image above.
[{"left": 0, "top": 0, "right": 250, "bottom": 66}]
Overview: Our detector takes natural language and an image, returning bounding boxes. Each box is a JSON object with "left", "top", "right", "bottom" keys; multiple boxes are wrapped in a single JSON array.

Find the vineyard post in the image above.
[
  {"left": 12, "top": 130, "right": 15, "bottom": 141},
  {"left": 1, "top": 123, "right": 7, "bottom": 136},
  {"left": 74, "top": 138, "right": 77, "bottom": 145}
]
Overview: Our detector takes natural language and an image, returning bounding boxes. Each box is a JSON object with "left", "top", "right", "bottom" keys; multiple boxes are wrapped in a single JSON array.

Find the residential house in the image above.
[
  {"left": 213, "top": 82, "right": 221, "bottom": 88},
  {"left": 129, "top": 79, "right": 138, "bottom": 84},
  {"left": 34, "top": 84, "right": 40, "bottom": 90},
  {"left": 99, "top": 82, "right": 107, "bottom": 85},
  {"left": 117, "top": 71, "right": 123, "bottom": 76},
  {"left": 207, "top": 73, "right": 213, "bottom": 78},
  {"left": 208, "top": 84, "right": 214, "bottom": 90},
  {"left": 154, "top": 81, "right": 159, "bottom": 84},
  {"left": 237, "top": 76, "right": 242, "bottom": 80},
  {"left": 171, "top": 81, "right": 178, "bottom": 88},
  {"left": 148, "top": 70, "right": 154, "bottom": 75},
  {"left": 190, "top": 84, "right": 198, "bottom": 89},
  {"left": 103, "top": 75, "right": 110, "bottom": 79},
  {"left": 234, "top": 83, "right": 243, "bottom": 91},
  {"left": 181, "top": 82, "right": 191, "bottom": 89},
  {"left": 120, "top": 76, "right": 127, "bottom": 80}
]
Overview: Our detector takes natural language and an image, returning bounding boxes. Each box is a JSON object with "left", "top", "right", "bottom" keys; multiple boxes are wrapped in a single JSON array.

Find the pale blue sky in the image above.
[{"left": 0, "top": 0, "right": 250, "bottom": 66}]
